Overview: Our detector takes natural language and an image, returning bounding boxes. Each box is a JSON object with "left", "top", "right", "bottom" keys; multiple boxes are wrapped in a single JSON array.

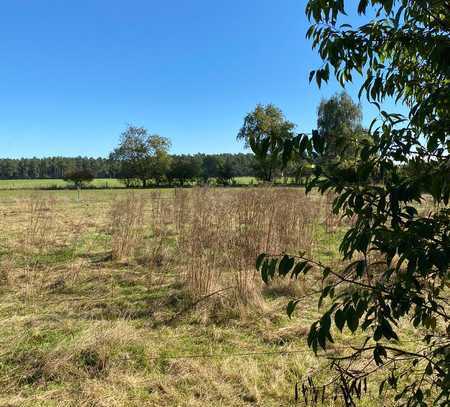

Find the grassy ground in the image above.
[
  {"left": 0, "top": 177, "right": 261, "bottom": 190},
  {"left": 0, "top": 178, "right": 124, "bottom": 190},
  {"left": 0, "top": 188, "right": 421, "bottom": 406}
]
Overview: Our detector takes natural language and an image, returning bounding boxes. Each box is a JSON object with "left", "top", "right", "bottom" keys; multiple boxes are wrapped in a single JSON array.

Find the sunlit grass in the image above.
[
  {"left": 0, "top": 187, "right": 415, "bottom": 406},
  {"left": 0, "top": 177, "right": 264, "bottom": 191}
]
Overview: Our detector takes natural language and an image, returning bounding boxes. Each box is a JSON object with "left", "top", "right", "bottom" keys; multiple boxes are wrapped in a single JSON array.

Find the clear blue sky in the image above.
[{"left": 0, "top": 0, "right": 394, "bottom": 158}]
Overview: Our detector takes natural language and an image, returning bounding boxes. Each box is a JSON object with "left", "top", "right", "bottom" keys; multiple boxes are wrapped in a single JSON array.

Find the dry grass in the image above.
[
  {"left": 110, "top": 193, "right": 146, "bottom": 261},
  {"left": 0, "top": 187, "right": 396, "bottom": 406},
  {"left": 174, "top": 188, "right": 318, "bottom": 314},
  {"left": 102, "top": 187, "right": 321, "bottom": 313},
  {"left": 24, "top": 196, "right": 57, "bottom": 251}
]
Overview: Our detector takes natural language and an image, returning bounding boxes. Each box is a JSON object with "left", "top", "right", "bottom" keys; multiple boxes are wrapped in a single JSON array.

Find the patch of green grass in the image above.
[
  {"left": 0, "top": 176, "right": 294, "bottom": 191},
  {"left": 28, "top": 247, "right": 78, "bottom": 266},
  {"left": 0, "top": 178, "right": 124, "bottom": 190},
  {"left": 312, "top": 223, "right": 347, "bottom": 263},
  {"left": 0, "top": 177, "right": 263, "bottom": 190}
]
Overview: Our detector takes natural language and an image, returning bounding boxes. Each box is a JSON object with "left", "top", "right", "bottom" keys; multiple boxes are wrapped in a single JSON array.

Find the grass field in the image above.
[
  {"left": 0, "top": 177, "right": 260, "bottom": 190},
  {"left": 0, "top": 188, "right": 425, "bottom": 406},
  {"left": 0, "top": 178, "right": 124, "bottom": 190}
]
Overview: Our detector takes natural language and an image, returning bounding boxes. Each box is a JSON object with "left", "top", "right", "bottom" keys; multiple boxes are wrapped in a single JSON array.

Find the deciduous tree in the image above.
[
  {"left": 256, "top": 1, "right": 450, "bottom": 405},
  {"left": 317, "top": 91, "right": 366, "bottom": 160},
  {"left": 237, "top": 104, "right": 295, "bottom": 182},
  {"left": 110, "top": 126, "right": 171, "bottom": 187}
]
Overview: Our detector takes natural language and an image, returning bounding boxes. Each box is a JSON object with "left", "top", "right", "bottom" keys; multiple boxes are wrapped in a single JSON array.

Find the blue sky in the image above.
[{"left": 1, "top": 0, "right": 392, "bottom": 158}]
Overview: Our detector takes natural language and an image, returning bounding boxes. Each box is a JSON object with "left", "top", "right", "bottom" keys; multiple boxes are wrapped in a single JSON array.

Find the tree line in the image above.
[
  {"left": 108, "top": 126, "right": 259, "bottom": 187},
  {"left": 109, "top": 90, "right": 368, "bottom": 188},
  {"left": 0, "top": 152, "right": 257, "bottom": 184},
  {"left": 1, "top": 91, "right": 367, "bottom": 187}
]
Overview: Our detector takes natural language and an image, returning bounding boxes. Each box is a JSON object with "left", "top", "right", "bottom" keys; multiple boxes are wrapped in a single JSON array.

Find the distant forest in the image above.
[{"left": 0, "top": 154, "right": 257, "bottom": 180}]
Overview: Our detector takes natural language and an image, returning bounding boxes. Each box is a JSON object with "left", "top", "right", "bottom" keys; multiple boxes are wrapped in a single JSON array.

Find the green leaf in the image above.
[
  {"left": 357, "top": 0, "right": 368, "bottom": 15},
  {"left": 346, "top": 306, "right": 359, "bottom": 332},
  {"left": 356, "top": 260, "right": 366, "bottom": 277},
  {"left": 261, "top": 259, "right": 269, "bottom": 284},
  {"left": 361, "top": 317, "right": 373, "bottom": 331},
  {"left": 255, "top": 253, "right": 266, "bottom": 271},
  {"left": 278, "top": 255, "right": 295, "bottom": 276},
  {"left": 291, "top": 261, "right": 309, "bottom": 278},
  {"left": 335, "top": 309, "right": 346, "bottom": 331},
  {"left": 373, "top": 344, "right": 386, "bottom": 366},
  {"left": 299, "top": 135, "right": 309, "bottom": 155},
  {"left": 373, "top": 325, "right": 382, "bottom": 341},
  {"left": 360, "top": 145, "right": 370, "bottom": 161},
  {"left": 248, "top": 136, "right": 259, "bottom": 155},
  {"left": 312, "top": 130, "right": 325, "bottom": 154},
  {"left": 267, "top": 258, "right": 277, "bottom": 282},
  {"left": 287, "top": 300, "right": 300, "bottom": 318},
  {"left": 282, "top": 139, "right": 294, "bottom": 167},
  {"left": 317, "top": 329, "right": 327, "bottom": 349},
  {"left": 380, "top": 319, "right": 398, "bottom": 341}
]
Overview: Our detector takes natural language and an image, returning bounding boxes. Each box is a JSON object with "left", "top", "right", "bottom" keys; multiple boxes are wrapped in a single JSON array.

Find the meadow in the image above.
[
  {"left": 0, "top": 177, "right": 259, "bottom": 190},
  {"left": 0, "top": 178, "right": 124, "bottom": 190},
  {"left": 0, "top": 187, "right": 425, "bottom": 406}
]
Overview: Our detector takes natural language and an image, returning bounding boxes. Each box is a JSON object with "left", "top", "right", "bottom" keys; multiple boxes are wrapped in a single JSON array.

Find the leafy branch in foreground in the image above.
[{"left": 254, "top": 1, "right": 449, "bottom": 405}]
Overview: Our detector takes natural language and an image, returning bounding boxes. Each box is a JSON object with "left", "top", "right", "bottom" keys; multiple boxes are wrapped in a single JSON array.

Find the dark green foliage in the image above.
[
  {"left": 63, "top": 169, "right": 94, "bottom": 188},
  {"left": 0, "top": 153, "right": 257, "bottom": 186},
  {"left": 237, "top": 104, "right": 295, "bottom": 181},
  {"left": 317, "top": 91, "right": 369, "bottom": 162},
  {"left": 255, "top": 1, "right": 450, "bottom": 405},
  {"left": 200, "top": 154, "right": 221, "bottom": 183},
  {"left": 216, "top": 157, "right": 236, "bottom": 185},
  {"left": 167, "top": 155, "right": 202, "bottom": 186},
  {"left": 0, "top": 157, "right": 114, "bottom": 179},
  {"left": 109, "top": 126, "right": 171, "bottom": 188}
]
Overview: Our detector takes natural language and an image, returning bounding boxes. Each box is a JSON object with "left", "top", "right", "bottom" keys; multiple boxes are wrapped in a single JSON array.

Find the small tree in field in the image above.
[
  {"left": 63, "top": 169, "right": 94, "bottom": 188},
  {"left": 63, "top": 169, "right": 94, "bottom": 200}
]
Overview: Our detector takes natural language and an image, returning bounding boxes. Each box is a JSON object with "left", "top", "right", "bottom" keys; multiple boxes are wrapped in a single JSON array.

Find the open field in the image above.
[
  {"left": 0, "top": 178, "right": 124, "bottom": 190},
  {"left": 0, "top": 188, "right": 427, "bottom": 406},
  {"left": 0, "top": 177, "right": 261, "bottom": 190}
]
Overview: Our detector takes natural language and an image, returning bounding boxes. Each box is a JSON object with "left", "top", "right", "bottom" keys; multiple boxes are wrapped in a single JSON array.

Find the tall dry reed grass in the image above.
[
  {"left": 173, "top": 188, "right": 318, "bottom": 310},
  {"left": 105, "top": 188, "right": 324, "bottom": 317},
  {"left": 109, "top": 193, "right": 145, "bottom": 261},
  {"left": 25, "top": 196, "right": 57, "bottom": 251}
]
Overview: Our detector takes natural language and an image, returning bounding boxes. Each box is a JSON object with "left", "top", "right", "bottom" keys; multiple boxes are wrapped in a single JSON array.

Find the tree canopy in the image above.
[
  {"left": 0, "top": 154, "right": 257, "bottom": 184},
  {"left": 110, "top": 126, "right": 171, "bottom": 187},
  {"left": 317, "top": 91, "right": 365, "bottom": 160},
  {"left": 255, "top": 1, "right": 450, "bottom": 405},
  {"left": 237, "top": 104, "right": 295, "bottom": 181},
  {"left": 167, "top": 155, "right": 202, "bottom": 186},
  {"left": 63, "top": 169, "right": 94, "bottom": 188}
]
